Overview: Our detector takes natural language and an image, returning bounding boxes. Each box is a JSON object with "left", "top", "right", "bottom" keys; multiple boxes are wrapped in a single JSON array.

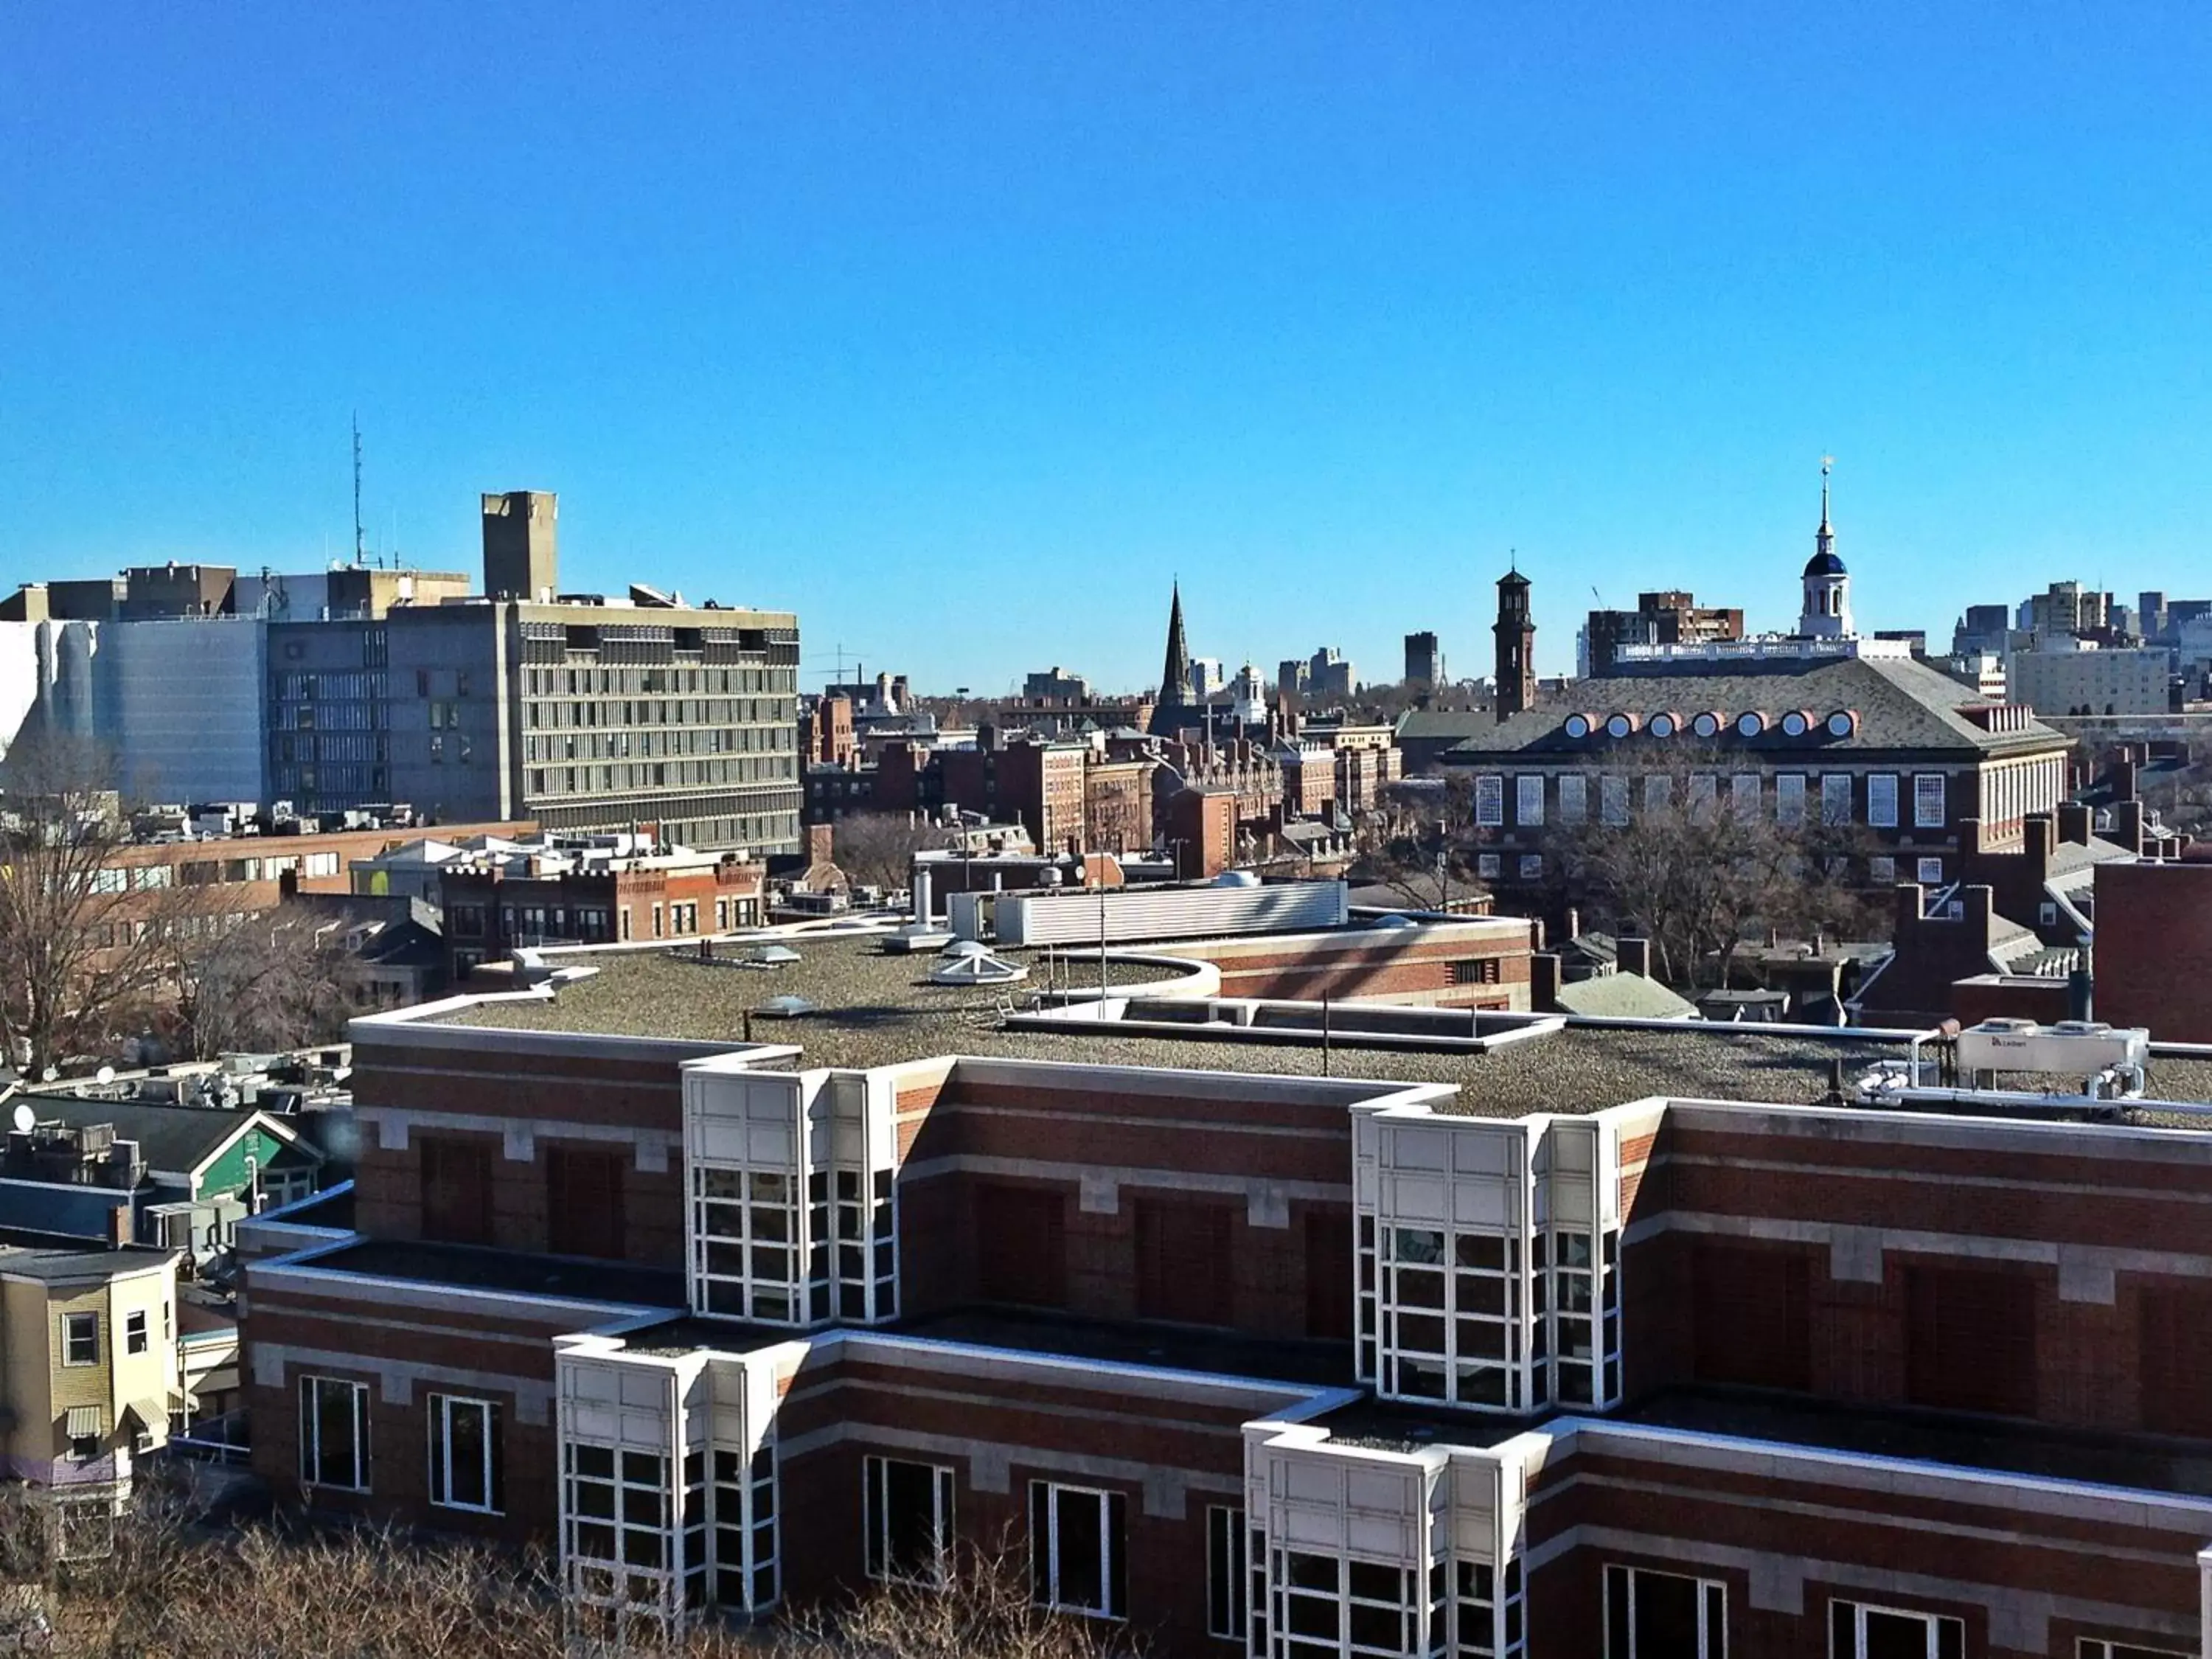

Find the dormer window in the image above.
[
  {"left": 1690, "top": 712, "right": 1722, "bottom": 739},
  {"left": 1604, "top": 714, "right": 1637, "bottom": 740},
  {"left": 1734, "top": 712, "right": 1765, "bottom": 737},
  {"left": 1826, "top": 710, "right": 1857, "bottom": 738}
]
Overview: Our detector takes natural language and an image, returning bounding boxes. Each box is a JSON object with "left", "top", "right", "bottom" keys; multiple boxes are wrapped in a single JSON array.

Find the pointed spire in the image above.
[
  {"left": 1819, "top": 454, "right": 1833, "bottom": 535},
  {"left": 1158, "top": 580, "right": 1192, "bottom": 707}
]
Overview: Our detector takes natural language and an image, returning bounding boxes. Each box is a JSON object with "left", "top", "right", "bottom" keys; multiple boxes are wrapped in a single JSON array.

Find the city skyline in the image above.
[{"left": 5, "top": 4, "right": 2209, "bottom": 691}]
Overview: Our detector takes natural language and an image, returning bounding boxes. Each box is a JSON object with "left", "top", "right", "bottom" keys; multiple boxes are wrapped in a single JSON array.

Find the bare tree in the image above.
[
  {"left": 163, "top": 904, "right": 354, "bottom": 1061},
  {"left": 1351, "top": 776, "right": 1488, "bottom": 909},
  {"left": 1549, "top": 753, "right": 1882, "bottom": 989},
  {"left": 832, "top": 814, "right": 949, "bottom": 892},
  {"left": 0, "top": 731, "right": 187, "bottom": 1077}
]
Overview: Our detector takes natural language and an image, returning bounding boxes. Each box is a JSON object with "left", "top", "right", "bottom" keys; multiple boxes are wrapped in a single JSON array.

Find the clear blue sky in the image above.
[{"left": 4, "top": 4, "right": 2208, "bottom": 691}]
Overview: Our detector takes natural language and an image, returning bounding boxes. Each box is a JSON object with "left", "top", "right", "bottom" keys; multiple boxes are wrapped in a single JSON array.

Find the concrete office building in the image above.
[
  {"left": 266, "top": 493, "right": 802, "bottom": 855},
  {"left": 1404, "top": 632, "right": 1445, "bottom": 689},
  {"left": 2007, "top": 645, "right": 2174, "bottom": 718}
]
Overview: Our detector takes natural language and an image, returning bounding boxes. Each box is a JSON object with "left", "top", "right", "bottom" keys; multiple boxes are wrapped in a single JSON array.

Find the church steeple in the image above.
[
  {"left": 1797, "top": 456, "right": 1853, "bottom": 639},
  {"left": 1158, "top": 581, "right": 1192, "bottom": 706}
]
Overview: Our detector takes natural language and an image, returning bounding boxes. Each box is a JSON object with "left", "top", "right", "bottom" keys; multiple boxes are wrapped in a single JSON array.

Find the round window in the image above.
[
  {"left": 1827, "top": 711, "right": 1854, "bottom": 737},
  {"left": 1736, "top": 712, "right": 1764, "bottom": 737},
  {"left": 1564, "top": 714, "right": 1590, "bottom": 739},
  {"left": 1649, "top": 713, "right": 1676, "bottom": 737},
  {"left": 1781, "top": 712, "right": 1809, "bottom": 737},
  {"left": 1605, "top": 714, "right": 1632, "bottom": 739},
  {"left": 1691, "top": 712, "right": 1720, "bottom": 738}
]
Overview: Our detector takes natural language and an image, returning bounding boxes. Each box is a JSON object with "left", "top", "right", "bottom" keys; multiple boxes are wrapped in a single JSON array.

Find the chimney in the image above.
[
  {"left": 1531, "top": 952, "right": 1562, "bottom": 1013},
  {"left": 2068, "top": 936, "right": 2094, "bottom": 1022},
  {"left": 2057, "top": 801, "right": 2093, "bottom": 845},
  {"left": 2023, "top": 814, "right": 2053, "bottom": 881},
  {"left": 2115, "top": 755, "right": 2140, "bottom": 803},
  {"left": 108, "top": 1203, "right": 133, "bottom": 1248},
  {"left": 1618, "top": 936, "right": 1652, "bottom": 978},
  {"left": 1565, "top": 905, "right": 1580, "bottom": 942},
  {"left": 2116, "top": 799, "right": 2146, "bottom": 855}
]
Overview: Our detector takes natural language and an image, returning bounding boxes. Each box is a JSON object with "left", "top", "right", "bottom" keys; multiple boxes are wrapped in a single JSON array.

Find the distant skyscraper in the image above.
[
  {"left": 1493, "top": 566, "right": 1535, "bottom": 721},
  {"left": 1403, "top": 631, "right": 1444, "bottom": 688}
]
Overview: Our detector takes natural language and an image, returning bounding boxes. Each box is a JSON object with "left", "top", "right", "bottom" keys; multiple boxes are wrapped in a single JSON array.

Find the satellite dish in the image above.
[
  {"left": 10, "top": 1103, "right": 33, "bottom": 1133},
  {"left": 95, "top": 1065, "right": 115, "bottom": 1085},
  {"left": 40, "top": 1066, "right": 57, "bottom": 1083}
]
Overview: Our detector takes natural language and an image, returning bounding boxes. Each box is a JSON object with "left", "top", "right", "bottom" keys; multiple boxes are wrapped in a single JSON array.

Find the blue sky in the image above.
[{"left": 3, "top": 4, "right": 2208, "bottom": 690}]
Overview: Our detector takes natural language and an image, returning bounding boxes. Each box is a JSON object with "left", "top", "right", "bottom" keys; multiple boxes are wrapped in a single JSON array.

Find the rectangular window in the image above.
[
  {"left": 125, "top": 1310, "right": 148, "bottom": 1355},
  {"left": 428, "top": 1394, "right": 503, "bottom": 1513},
  {"left": 1916, "top": 857, "right": 1944, "bottom": 884},
  {"left": 1458, "top": 1553, "right": 1526, "bottom": 1658},
  {"left": 547, "top": 1147, "right": 627, "bottom": 1261},
  {"left": 1870, "top": 855, "right": 1896, "bottom": 884},
  {"left": 1475, "top": 776, "right": 1504, "bottom": 827},
  {"left": 62, "top": 1312, "right": 98, "bottom": 1366},
  {"left": 1730, "top": 774, "right": 1760, "bottom": 817},
  {"left": 1606, "top": 1564, "right": 1725, "bottom": 1657},
  {"left": 1775, "top": 773, "right": 1806, "bottom": 826},
  {"left": 1029, "top": 1482, "right": 1126, "bottom": 1619},
  {"left": 1558, "top": 775, "right": 1587, "bottom": 825},
  {"left": 1821, "top": 773, "right": 1853, "bottom": 826},
  {"left": 1478, "top": 852, "right": 1501, "bottom": 879},
  {"left": 864, "top": 1455, "right": 954, "bottom": 1587},
  {"left": 1600, "top": 774, "right": 1629, "bottom": 827},
  {"left": 1134, "top": 1199, "right": 1234, "bottom": 1326},
  {"left": 299, "top": 1374, "right": 370, "bottom": 1491},
  {"left": 419, "top": 1135, "right": 495, "bottom": 1245},
  {"left": 1454, "top": 958, "right": 1503, "bottom": 986},
  {"left": 1687, "top": 773, "right": 1718, "bottom": 821},
  {"left": 1643, "top": 774, "right": 1671, "bottom": 815},
  {"left": 1514, "top": 776, "right": 1543, "bottom": 827},
  {"left": 1868, "top": 773, "right": 1899, "bottom": 827},
  {"left": 1206, "top": 1506, "right": 1247, "bottom": 1641},
  {"left": 1829, "top": 1599, "right": 1964, "bottom": 1659},
  {"left": 1913, "top": 773, "right": 1947, "bottom": 828},
  {"left": 2079, "top": 1643, "right": 2191, "bottom": 1659},
  {"left": 1517, "top": 854, "right": 1543, "bottom": 882}
]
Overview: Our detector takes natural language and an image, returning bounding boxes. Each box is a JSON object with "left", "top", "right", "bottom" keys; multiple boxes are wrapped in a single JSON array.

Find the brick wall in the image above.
[{"left": 2095, "top": 859, "right": 2212, "bottom": 1040}]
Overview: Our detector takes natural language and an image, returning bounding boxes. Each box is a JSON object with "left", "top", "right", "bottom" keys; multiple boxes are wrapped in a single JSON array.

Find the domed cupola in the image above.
[{"left": 1797, "top": 458, "right": 1854, "bottom": 639}]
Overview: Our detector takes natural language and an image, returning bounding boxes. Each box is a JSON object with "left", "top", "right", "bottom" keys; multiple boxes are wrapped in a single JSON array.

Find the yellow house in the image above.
[{"left": 0, "top": 1239, "right": 180, "bottom": 1507}]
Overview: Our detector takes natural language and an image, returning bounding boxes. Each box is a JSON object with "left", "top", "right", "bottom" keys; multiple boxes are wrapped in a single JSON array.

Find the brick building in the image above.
[
  {"left": 2094, "top": 859, "right": 2212, "bottom": 1040},
  {"left": 439, "top": 841, "right": 765, "bottom": 975},
  {"left": 240, "top": 932, "right": 2212, "bottom": 1657}
]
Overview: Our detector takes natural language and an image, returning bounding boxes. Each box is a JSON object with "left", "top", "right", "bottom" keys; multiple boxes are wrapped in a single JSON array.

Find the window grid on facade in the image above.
[
  {"left": 1208, "top": 1505, "right": 1249, "bottom": 1641},
  {"left": 1775, "top": 773, "right": 1806, "bottom": 826},
  {"left": 1270, "top": 1550, "right": 1433, "bottom": 1659},
  {"left": 1557, "top": 775, "right": 1587, "bottom": 825},
  {"left": 694, "top": 1167, "right": 801, "bottom": 1324},
  {"left": 1829, "top": 1599, "right": 1963, "bottom": 1659},
  {"left": 1475, "top": 776, "right": 1503, "bottom": 827},
  {"left": 1454, "top": 1555, "right": 1523, "bottom": 1658},
  {"left": 714, "top": 1441, "right": 779, "bottom": 1613},
  {"left": 1821, "top": 773, "right": 1852, "bottom": 826},
  {"left": 1029, "top": 1481, "right": 1127, "bottom": 1620},
  {"left": 1514, "top": 776, "right": 1543, "bottom": 827},
  {"left": 1728, "top": 774, "right": 1759, "bottom": 817},
  {"left": 864, "top": 1455, "right": 954, "bottom": 1588},
  {"left": 61, "top": 1312, "right": 98, "bottom": 1366},
  {"left": 564, "top": 1444, "right": 673, "bottom": 1625},
  {"left": 298, "top": 1374, "right": 370, "bottom": 1492},
  {"left": 1548, "top": 1224, "right": 1622, "bottom": 1409},
  {"left": 1370, "top": 1224, "right": 1533, "bottom": 1412},
  {"left": 428, "top": 1394, "right": 503, "bottom": 1514},
  {"left": 1599, "top": 775, "right": 1629, "bottom": 827},
  {"left": 1247, "top": 1526, "right": 1270, "bottom": 1659},
  {"left": 2078, "top": 1642, "right": 2190, "bottom": 1659},
  {"left": 1868, "top": 773, "right": 1899, "bottom": 827},
  {"left": 1604, "top": 1565, "right": 1723, "bottom": 1657},
  {"left": 1913, "top": 773, "right": 1947, "bottom": 828}
]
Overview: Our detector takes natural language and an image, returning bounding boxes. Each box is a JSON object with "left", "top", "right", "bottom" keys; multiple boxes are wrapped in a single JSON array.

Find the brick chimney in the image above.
[
  {"left": 2057, "top": 801, "right": 2093, "bottom": 845},
  {"left": 807, "top": 823, "right": 835, "bottom": 866},
  {"left": 1531, "top": 952, "right": 1562, "bottom": 1012},
  {"left": 2116, "top": 799, "right": 2146, "bottom": 855},
  {"left": 1618, "top": 936, "right": 1652, "bottom": 978},
  {"left": 108, "top": 1203, "right": 133, "bottom": 1248},
  {"left": 2023, "top": 813, "right": 2053, "bottom": 883}
]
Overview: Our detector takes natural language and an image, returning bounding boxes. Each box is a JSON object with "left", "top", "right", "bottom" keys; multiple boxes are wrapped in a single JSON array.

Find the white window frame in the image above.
[
  {"left": 1821, "top": 772, "right": 1852, "bottom": 826},
  {"left": 1600, "top": 774, "right": 1630, "bottom": 827},
  {"left": 863, "top": 1454, "right": 955, "bottom": 1589},
  {"left": 1917, "top": 857, "right": 1944, "bottom": 884},
  {"left": 60, "top": 1312, "right": 98, "bottom": 1367},
  {"left": 1729, "top": 774, "right": 1760, "bottom": 818},
  {"left": 1029, "top": 1481, "right": 1126, "bottom": 1620},
  {"left": 1606, "top": 1563, "right": 1726, "bottom": 1656},
  {"left": 1868, "top": 773, "right": 1899, "bottom": 828},
  {"left": 1475, "top": 776, "right": 1504, "bottom": 828},
  {"left": 298, "top": 1374, "right": 371, "bottom": 1492},
  {"left": 1643, "top": 774, "right": 1671, "bottom": 815},
  {"left": 124, "top": 1310, "right": 147, "bottom": 1355},
  {"left": 1775, "top": 773, "right": 1806, "bottom": 827},
  {"left": 1829, "top": 1598, "right": 1963, "bottom": 1659},
  {"left": 427, "top": 1393, "right": 502, "bottom": 1514},
  {"left": 1518, "top": 854, "right": 1543, "bottom": 883},
  {"left": 1913, "top": 772, "right": 1947, "bottom": 828},
  {"left": 1557, "top": 774, "right": 1587, "bottom": 825},
  {"left": 1870, "top": 855, "right": 1896, "bottom": 884},
  {"left": 1205, "top": 1504, "right": 1247, "bottom": 1641},
  {"left": 1514, "top": 776, "right": 1544, "bottom": 827},
  {"left": 2078, "top": 1641, "right": 2190, "bottom": 1658},
  {"left": 1478, "top": 853, "right": 1501, "bottom": 880}
]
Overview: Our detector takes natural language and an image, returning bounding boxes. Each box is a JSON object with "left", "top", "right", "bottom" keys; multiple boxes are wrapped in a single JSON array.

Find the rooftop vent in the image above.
[{"left": 753, "top": 995, "right": 818, "bottom": 1019}]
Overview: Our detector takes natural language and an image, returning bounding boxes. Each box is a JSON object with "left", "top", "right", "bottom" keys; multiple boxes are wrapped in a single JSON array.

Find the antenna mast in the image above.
[{"left": 352, "top": 413, "right": 366, "bottom": 566}]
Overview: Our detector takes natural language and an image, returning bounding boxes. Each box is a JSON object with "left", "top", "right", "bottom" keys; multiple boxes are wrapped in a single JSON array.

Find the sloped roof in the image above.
[
  {"left": 1554, "top": 973, "right": 1700, "bottom": 1020},
  {"left": 8, "top": 1097, "right": 311, "bottom": 1178},
  {"left": 1444, "top": 655, "right": 2067, "bottom": 762}
]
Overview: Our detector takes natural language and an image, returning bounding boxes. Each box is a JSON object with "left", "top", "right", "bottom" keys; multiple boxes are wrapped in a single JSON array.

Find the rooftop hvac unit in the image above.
[{"left": 1955, "top": 1018, "right": 2149, "bottom": 1077}]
